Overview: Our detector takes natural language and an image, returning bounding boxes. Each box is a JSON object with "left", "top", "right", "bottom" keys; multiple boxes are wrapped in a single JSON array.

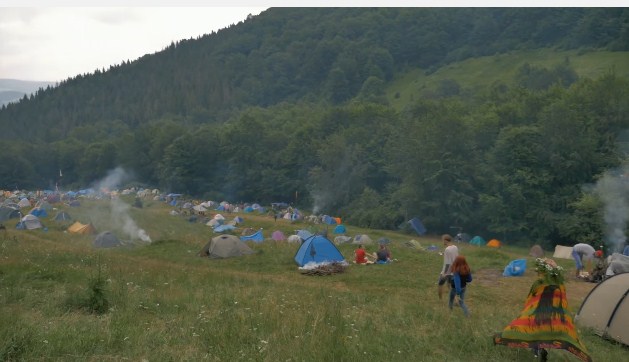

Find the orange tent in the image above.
[
  {"left": 487, "top": 239, "right": 501, "bottom": 248},
  {"left": 67, "top": 221, "right": 97, "bottom": 235}
]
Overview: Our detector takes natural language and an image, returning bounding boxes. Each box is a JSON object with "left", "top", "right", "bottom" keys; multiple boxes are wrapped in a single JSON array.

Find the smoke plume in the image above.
[{"left": 593, "top": 166, "right": 629, "bottom": 253}]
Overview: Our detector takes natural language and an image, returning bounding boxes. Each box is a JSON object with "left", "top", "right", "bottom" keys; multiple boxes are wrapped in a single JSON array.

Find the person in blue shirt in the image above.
[{"left": 449, "top": 255, "right": 472, "bottom": 317}]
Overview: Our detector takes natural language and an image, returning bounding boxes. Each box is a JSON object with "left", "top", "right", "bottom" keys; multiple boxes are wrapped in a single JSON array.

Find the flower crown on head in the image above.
[{"left": 535, "top": 257, "right": 565, "bottom": 284}]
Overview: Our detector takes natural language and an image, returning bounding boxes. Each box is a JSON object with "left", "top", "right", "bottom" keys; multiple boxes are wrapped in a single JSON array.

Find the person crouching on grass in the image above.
[{"left": 449, "top": 255, "right": 472, "bottom": 317}]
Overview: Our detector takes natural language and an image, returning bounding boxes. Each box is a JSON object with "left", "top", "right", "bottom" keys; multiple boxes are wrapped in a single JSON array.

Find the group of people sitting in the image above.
[{"left": 354, "top": 243, "right": 392, "bottom": 264}]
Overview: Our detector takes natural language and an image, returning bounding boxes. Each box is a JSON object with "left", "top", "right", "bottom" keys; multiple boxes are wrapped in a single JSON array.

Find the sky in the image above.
[
  {"left": 1, "top": 1, "right": 624, "bottom": 82},
  {"left": 0, "top": 5, "right": 268, "bottom": 82}
]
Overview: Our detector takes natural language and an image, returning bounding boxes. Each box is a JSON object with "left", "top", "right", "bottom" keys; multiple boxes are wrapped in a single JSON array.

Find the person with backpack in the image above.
[{"left": 449, "top": 255, "right": 472, "bottom": 317}]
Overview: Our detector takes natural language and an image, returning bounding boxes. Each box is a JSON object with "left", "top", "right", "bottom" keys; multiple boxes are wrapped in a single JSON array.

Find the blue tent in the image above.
[
  {"left": 240, "top": 229, "right": 264, "bottom": 243},
  {"left": 503, "top": 259, "right": 527, "bottom": 277},
  {"left": 294, "top": 235, "right": 345, "bottom": 266},
  {"left": 469, "top": 235, "right": 487, "bottom": 246},
  {"left": 333, "top": 224, "right": 346, "bottom": 234},
  {"left": 244, "top": 206, "right": 254, "bottom": 213},
  {"left": 30, "top": 208, "right": 48, "bottom": 217},
  {"left": 323, "top": 215, "right": 337, "bottom": 225},
  {"left": 408, "top": 217, "right": 427, "bottom": 235}
]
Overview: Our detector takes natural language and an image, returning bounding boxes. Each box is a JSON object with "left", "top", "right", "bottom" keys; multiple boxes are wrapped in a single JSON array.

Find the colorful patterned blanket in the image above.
[{"left": 493, "top": 281, "right": 591, "bottom": 362}]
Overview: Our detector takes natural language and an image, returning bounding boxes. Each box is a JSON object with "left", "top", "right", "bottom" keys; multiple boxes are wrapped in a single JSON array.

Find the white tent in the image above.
[
  {"left": 552, "top": 245, "right": 573, "bottom": 259},
  {"left": 21, "top": 214, "right": 43, "bottom": 230}
]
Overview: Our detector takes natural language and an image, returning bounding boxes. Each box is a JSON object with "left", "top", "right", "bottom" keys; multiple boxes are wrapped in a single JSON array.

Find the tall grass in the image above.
[{"left": 0, "top": 199, "right": 625, "bottom": 361}]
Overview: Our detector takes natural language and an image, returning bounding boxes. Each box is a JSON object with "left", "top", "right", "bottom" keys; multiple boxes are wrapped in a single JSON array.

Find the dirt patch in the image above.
[{"left": 474, "top": 268, "right": 506, "bottom": 286}]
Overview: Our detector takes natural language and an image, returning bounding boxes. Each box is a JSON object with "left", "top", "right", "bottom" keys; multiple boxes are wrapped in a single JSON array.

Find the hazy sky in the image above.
[{"left": 0, "top": 5, "right": 267, "bottom": 82}]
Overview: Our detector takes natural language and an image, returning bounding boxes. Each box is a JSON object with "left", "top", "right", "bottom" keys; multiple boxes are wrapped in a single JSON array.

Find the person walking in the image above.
[
  {"left": 449, "top": 255, "right": 472, "bottom": 317},
  {"left": 438, "top": 234, "right": 459, "bottom": 299}
]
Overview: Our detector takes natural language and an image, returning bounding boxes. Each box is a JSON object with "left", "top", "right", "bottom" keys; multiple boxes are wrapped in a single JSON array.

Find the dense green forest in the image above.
[{"left": 1, "top": 8, "right": 629, "bottom": 247}]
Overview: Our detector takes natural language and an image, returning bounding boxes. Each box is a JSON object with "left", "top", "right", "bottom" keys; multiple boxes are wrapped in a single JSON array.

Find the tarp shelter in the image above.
[
  {"left": 67, "top": 221, "right": 96, "bottom": 235},
  {"left": 333, "top": 224, "right": 346, "bottom": 234},
  {"left": 408, "top": 217, "right": 427, "bottom": 235},
  {"left": 503, "top": 259, "right": 527, "bottom": 277},
  {"left": 487, "top": 239, "right": 501, "bottom": 248},
  {"left": 352, "top": 234, "right": 373, "bottom": 245},
  {"left": 469, "top": 236, "right": 486, "bottom": 246},
  {"left": 576, "top": 272, "right": 629, "bottom": 346},
  {"left": 20, "top": 214, "right": 42, "bottom": 229},
  {"left": 93, "top": 231, "right": 123, "bottom": 248},
  {"left": 240, "top": 229, "right": 264, "bottom": 243},
  {"left": 529, "top": 244, "right": 545, "bottom": 258},
  {"left": 294, "top": 235, "right": 345, "bottom": 266},
  {"left": 553, "top": 245, "right": 574, "bottom": 259},
  {"left": 0, "top": 206, "right": 20, "bottom": 222},
  {"left": 199, "top": 234, "right": 255, "bottom": 259},
  {"left": 272, "top": 230, "right": 286, "bottom": 241},
  {"left": 53, "top": 211, "right": 72, "bottom": 222}
]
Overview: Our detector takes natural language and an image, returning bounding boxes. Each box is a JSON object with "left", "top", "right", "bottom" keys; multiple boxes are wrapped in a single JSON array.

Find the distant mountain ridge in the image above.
[{"left": 0, "top": 78, "right": 55, "bottom": 106}]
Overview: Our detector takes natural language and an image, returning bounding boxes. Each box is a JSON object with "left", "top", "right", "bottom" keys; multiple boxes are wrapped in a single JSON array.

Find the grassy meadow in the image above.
[{"left": 0, "top": 197, "right": 626, "bottom": 361}]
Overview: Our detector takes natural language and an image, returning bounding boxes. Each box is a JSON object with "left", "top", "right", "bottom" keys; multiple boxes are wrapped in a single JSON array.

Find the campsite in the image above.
[{"left": 0, "top": 193, "right": 626, "bottom": 361}]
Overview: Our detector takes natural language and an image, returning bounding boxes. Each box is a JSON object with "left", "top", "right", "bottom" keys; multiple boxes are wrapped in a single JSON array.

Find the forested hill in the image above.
[
  {"left": 1, "top": 8, "right": 627, "bottom": 141},
  {"left": 1, "top": 8, "right": 629, "bottom": 248}
]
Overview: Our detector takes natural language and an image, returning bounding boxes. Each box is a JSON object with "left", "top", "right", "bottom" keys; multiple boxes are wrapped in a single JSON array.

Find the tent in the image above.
[
  {"left": 287, "top": 235, "right": 301, "bottom": 243},
  {"left": 487, "top": 239, "right": 501, "bottom": 248},
  {"left": 240, "top": 229, "right": 264, "bottom": 243},
  {"left": 503, "top": 259, "right": 527, "bottom": 277},
  {"left": 294, "top": 235, "right": 345, "bottom": 266},
  {"left": 333, "top": 224, "right": 346, "bottom": 234},
  {"left": 29, "top": 207, "right": 48, "bottom": 217},
  {"left": 0, "top": 206, "right": 20, "bottom": 222},
  {"left": 17, "top": 198, "right": 31, "bottom": 208},
  {"left": 469, "top": 236, "right": 486, "bottom": 246},
  {"left": 297, "top": 229, "right": 313, "bottom": 241},
  {"left": 67, "top": 221, "right": 96, "bottom": 235},
  {"left": 408, "top": 217, "right": 427, "bottom": 235},
  {"left": 199, "top": 234, "right": 255, "bottom": 259},
  {"left": 352, "top": 234, "right": 373, "bottom": 245},
  {"left": 378, "top": 237, "right": 391, "bottom": 245},
  {"left": 576, "top": 272, "right": 629, "bottom": 346},
  {"left": 53, "top": 211, "right": 72, "bottom": 222},
  {"left": 404, "top": 239, "right": 423, "bottom": 249},
  {"left": 553, "top": 245, "right": 574, "bottom": 259},
  {"left": 93, "top": 231, "right": 123, "bottom": 248},
  {"left": 606, "top": 253, "right": 629, "bottom": 276},
  {"left": 334, "top": 235, "right": 352, "bottom": 245},
  {"left": 271, "top": 230, "right": 286, "bottom": 241},
  {"left": 529, "top": 244, "right": 545, "bottom": 258},
  {"left": 20, "top": 214, "right": 43, "bottom": 230}
]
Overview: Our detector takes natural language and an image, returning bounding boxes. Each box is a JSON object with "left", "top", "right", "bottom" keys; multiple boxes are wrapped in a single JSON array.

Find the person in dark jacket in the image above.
[{"left": 449, "top": 255, "right": 472, "bottom": 317}]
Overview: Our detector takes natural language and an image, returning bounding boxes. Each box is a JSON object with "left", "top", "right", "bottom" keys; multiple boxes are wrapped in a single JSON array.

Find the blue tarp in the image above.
[
  {"left": 30, "top": 208, "right": 48, "bottom": 217},
  {"left": 214, "top": 224, "right": 236, "bottom": 233},
  {"left": 503, "top": 259, "right": 527, "bottom": 277},
  {"left": 408, "top": 217, "right": 427, "bottom": 235},
  {"left": 240, "top": 229, "right": 264, "bottom": 243},
  {"left": 294, "top": 235, "right": 345, "bottom": 266}
]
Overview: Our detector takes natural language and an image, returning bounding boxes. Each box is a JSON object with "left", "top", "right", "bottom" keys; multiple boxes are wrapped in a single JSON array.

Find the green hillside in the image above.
[
  {"left": 0, "top": 197, "right": 625, "bottom": 361},
  {"left": 388, "top": 50, "right": 629, "bottom": 109}
]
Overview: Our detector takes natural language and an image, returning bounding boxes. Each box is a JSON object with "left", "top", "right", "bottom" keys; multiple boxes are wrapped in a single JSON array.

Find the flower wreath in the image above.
[{"left": 534, "top": 257, "right": 565, "bottom": 285}]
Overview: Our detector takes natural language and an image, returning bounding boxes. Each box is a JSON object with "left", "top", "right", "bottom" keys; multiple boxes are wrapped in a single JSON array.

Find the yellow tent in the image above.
[{"left": 67, "top": 221, "right": 96, "bottom": 235}]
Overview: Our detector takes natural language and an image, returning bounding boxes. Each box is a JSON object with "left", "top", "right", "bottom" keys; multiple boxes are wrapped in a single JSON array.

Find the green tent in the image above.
[{"left": 469, "top": 235, "right": 486, "bottom": 246}]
